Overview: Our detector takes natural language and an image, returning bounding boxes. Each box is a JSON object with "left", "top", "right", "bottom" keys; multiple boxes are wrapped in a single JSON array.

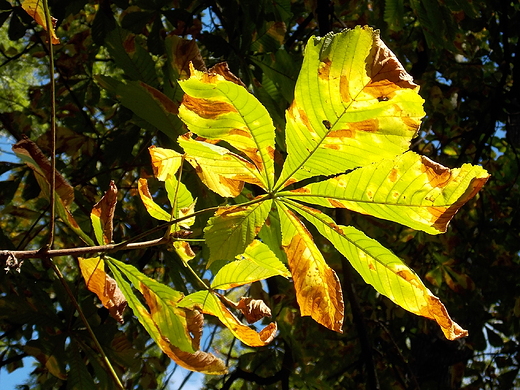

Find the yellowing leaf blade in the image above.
[
  {"left": 178, "top": 64, "right": 276, "bottom": 190},
  {"left": 79, "top": 257, "right": 127, "bottom": 324},
  {"left": 276, "top": 201, "right": 344, "bottom": 332},
  {"left": 211, "top": 240, "right": 291, "bottom": 290},
  {"left": 282, "top": 151, "right": 489, "bottom": 234},
  {"left": 107, "top": 260, "right": 227, "bottom": 374},
  {"left": 287, "top": 200, "right": 468, "bottom": 340},
  {"left": 149, "top": 146, "right": 183, "bottom": 181},
  {"left": 277, "top": 26, "right": 425, "bottom": 188},
  {"left": 205, "top": 199, "right": 272, "bottom": 264},
  {"left": 178, "top": 133, "right": 263, "bottom": 197},
  {"left": 178, "top": 291, "right": 277, "bottom": 347},
  {"left": 137, "top": 178, "right": 171, "bottom": 221}
]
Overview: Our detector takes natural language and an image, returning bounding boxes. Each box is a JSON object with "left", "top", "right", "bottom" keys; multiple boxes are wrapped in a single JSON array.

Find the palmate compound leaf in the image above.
[
  {"left": 276, "top": 25, "right": 425, "bottom": 188},
  {"left": 282, "top": 200, "right": 469, "bottom": 340},
  {"left": 178, "top": 63, "right": 276, "bottom": 191},
  {"left": 211, "top": 239, "right": 291, "bottom": 290},
  {"left": 275, "top": 201, "right": 345, "bottom": 333},
  {"left": 178, "top": 291, "right": 277, "bottom": 347},
  {"left": 280, "top": 151, "right": 490, "bottom": 234},
  {"left": 106, "top": 258, "right": 227, "bottom": 374}
]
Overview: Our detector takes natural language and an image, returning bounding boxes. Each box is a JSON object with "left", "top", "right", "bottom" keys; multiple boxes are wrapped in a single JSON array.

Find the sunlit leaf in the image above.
[
  {"left": 205, "top": 199, "right": 272, "bottom": 264},
  {"left": 276, "top": 201, "right": 344, "bottom": 332},
  {"left": 107, "top": 259, "right": 226, "bottom": 374},
  {"left": 178, "top": 133, "right": 264, "bottom": 197},
  {"left": 178, "top": 63, "right": 276, "bottom": 190},
  {"left": 21, "top": 0, "right": 59, "bottom": 44},
  {"left": 178, "top": 291, "right": 277, "bottom": 347},
  {"left": 281, "top": 151, "right": 489, "bottom": 234},
  {"left": 276, "top": 25, "right": 425, "bottom": 188},
  {"left": 211, "top": 239, "right": 290, "bottom": 290},
  {"left": 78, "top": 257, "right": 126, "bottom": 324},
  {"left": 148, "top": 146, "right": 183, "bottom": 181},
  {"left": 90, "top": 180, "right": 118, "bottom": 245},
  {"left": 285, "top": 200, "right": 468, "bottom": 340},
  {"left": 137, "top": 178, "right": 171, "bottom": 221}
]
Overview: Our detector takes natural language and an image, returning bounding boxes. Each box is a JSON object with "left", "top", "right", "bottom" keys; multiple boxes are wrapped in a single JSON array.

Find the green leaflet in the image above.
[
  {"left": 284, "top": 199, "right": 468, "bottom": 340},
  {"left": 106, "top": 258, "right": 195, "bottom": 354},
  {"left": 204, "top": 199, "right": 272, "bottom": 264},
  {"left": 280, "top": 151, "right": 489, "bottom": 234},
  {"left": 178, "top": 64, "right": 276, "bottom": 190},
  {"left": 276, "top": 25, "right": 425, "bottom": 188},
  {"left": 95, "top": 76, "right": 183, "bottom": 140},
  {"left": 211, "top": 240, "right": 290, "bottom": 290}
]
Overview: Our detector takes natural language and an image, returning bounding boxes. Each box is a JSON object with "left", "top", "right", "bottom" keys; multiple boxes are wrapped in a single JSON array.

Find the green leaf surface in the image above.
[
  {"left": 96, "top": 75, "right": 183, "bottom": 140},
  {"left": 285, "top": 199, "right": 468, "bottom": 340},
  {"left": 205, "top": 198, "right": 272, "bottom": 264},
  {"left": 281, "top": 151, "right": 489, "bottom": 234},
  {"left": 105, "top": 28, "right": 158, "bottom": 87},
  {"left": 211, "top": 240, "right": 290, "bottom": 290},
  {"left": 106, "top": 258, "right": 194, "bottom": 353},
  {"left": 276, "top": 25, "right": 425, "bottom": 188},
  {"left": 178, "top": 64, "right": 276, "bottom": 190},
  {"left": 138, "top": 178, "right": 171, "bottom": 221}
]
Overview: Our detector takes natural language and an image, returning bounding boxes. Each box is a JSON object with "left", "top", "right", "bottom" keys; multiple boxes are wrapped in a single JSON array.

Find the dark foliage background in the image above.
[{"left": 0, "top": 0, "right": 519, "bottom": 389}]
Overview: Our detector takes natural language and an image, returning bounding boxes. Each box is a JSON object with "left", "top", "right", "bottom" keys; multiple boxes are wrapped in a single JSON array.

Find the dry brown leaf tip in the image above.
[{"left": 236, "top": 297, "right": 272, "bottom": 324}]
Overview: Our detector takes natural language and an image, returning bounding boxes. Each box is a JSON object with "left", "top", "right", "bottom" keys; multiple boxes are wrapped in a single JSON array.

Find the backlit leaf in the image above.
[
  {"left": 178, "top": 132, "right": 264, "bottom": 197},
  {"left": 149, "top": 146, "right": 183, "bottom": 181},
  {"left": 205, "top": 199, "right": 272, "bottom": 264},
  {"left": 179, "top": 291, "right": 277, "bottom": 347},
  {"left": 78, "top": 257, "right": 126, "bottom": 324},
  {"left": 285, "top": 200, "right": 468, "bottom": 340},
  {"left": 211, "top": 239, "right": 290, "bottom": 290},
  {"left": 178, "top": 63, "right": 276, "bottom": 190},
  {"left": 282, "top": 151, "right": 489, "bottom": 234},
  {"left": 90, "top": 181, "right": 117, "bottom": 245},
  {"left": 276, "top": 201, "right": 344, "bottom": 332},
  {"left": 137, "top": 178, "right": 171, "bottom": 221},
  {"left": 276, "top": 25, "right": 425, "bottom": 188},
  {"left": 107, "top": 259, "right": 226, "bottom": 374},
  {"left": 21, "top": 0, "right": 59, "bottom": 44}
]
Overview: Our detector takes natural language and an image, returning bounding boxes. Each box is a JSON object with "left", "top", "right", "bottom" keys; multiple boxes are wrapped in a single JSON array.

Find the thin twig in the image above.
[{"left": 42, "top": 0, "right": 56, "bottom": 248}]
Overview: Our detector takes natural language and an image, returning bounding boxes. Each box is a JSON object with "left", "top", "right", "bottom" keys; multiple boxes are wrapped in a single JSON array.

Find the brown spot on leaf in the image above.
[
  {"left": 340, "top": 75, "right": 351, "bottom": 102},
  {"left": 351, "top": 118, "right": 379, "bottom": 132},
  {"left": 290, "top": 187, "right": 311, "bottom": 194},
  {"left": 329, "top": 129, "right": 355, "bottom": 138},
  {"left": 318, "top": 59, "right": 332, "bottom": 80},
  {"left": 123, "top": 34, "right": 135, "bottom": 54},
  {"left": 389, "top": 168, "right": 398, "bottom": 182},
  {"left": 182, "top": 95, "right": 237, "bottom": 119},
  {"left": 328, "top": 199, "right": 345, "bottom": 208}
]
